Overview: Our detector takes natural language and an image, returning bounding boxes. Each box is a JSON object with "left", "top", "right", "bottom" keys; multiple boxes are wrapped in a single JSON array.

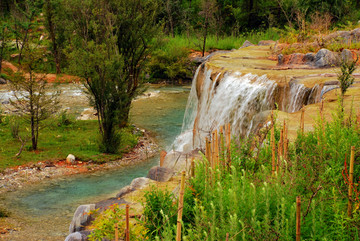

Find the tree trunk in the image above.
[
  {"left": 45, "top": 0, "right": 61, "bottom": 74},
  {"left": 202, "top": 20, "right": 208, "bottom": 57},
  {"left": 166, "top": 0, "right": 175, "bottom": 37}
]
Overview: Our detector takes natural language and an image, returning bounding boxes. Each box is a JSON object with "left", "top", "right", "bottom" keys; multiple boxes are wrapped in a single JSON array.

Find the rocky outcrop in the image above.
[
  {"left": 69, "top": 204, "right": 95, "bottom": 233},
  {"left": 116, "top": 177, "right": 150, "bottom": 198},
  {"left": 147, "top": 166, "right": 173, "bottom": 182},
  {"left": 0, "top": 78, "right": 7, "bottom": 84},
  {"left": 276, "top": 48, "right": 353, "bottom": 67},
  {"left": 313, "top": 48, "right": 339, "bottom": 67},
  {"left": 240, "top": 40, "right": 255, "bottom": 48},
  {"left": 65, "top": 231, "right": 90, "bottom": 241}
]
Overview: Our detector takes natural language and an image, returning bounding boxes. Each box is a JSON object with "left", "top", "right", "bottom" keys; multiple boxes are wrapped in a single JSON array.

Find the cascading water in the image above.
[{"left": 173, "top": 66, "right": 277, "bottom": 152}]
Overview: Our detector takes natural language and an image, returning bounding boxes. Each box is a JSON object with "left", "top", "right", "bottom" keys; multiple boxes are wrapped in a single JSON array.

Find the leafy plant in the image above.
[
  {"left": 142, "top": 186, "right": 177, "bottom": 239},
  {"left": 88, "top": 204, "right": 147, "bottom": 241}
]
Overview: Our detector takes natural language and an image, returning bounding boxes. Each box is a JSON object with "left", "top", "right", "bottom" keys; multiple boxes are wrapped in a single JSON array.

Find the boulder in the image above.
[
  {"left": 313, "top": 49, "right": 338, "bottom": 67},
  {"left": 95, "top": 198, "right": 127, "bottom": 212},
  {"left": 69, "top": 204, "right": 95, "bottom": 233},
  {"left": 341, "top": 49, "right": 353, "bottom": 63},
  {"left": 240, "top": 40, "right": 255, "bottom": 49},
  {"left": 0, "top": 78, "right": 7, "bottom": 84},
  {"left": 130, "top": 177, "right": 150, "bottom": 189},
  {"left": 304, "top": 53, "right": 315, "bottom": 63},
  {"left": 65, "top": 231, "right": 90, "bottom": 241},
  {"left": 258, "top": 40, "right": 275, "bottom": 46},
  {"left": 147, "top": 166, "right": 173, "bottom": 182},
  {"left": 115, "top": 177, "right": 150, "bottom": 198},
  {"left": 277, "top": 54, "right": 284, "bottom": 65},
  {"left": 66, "top": 154, "right": 76, "bottom": 165}
]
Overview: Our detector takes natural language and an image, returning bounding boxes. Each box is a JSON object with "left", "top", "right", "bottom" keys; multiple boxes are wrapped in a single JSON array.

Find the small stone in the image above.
[{"left": 66, "top": 154, "right": 76, "bottom": 165}]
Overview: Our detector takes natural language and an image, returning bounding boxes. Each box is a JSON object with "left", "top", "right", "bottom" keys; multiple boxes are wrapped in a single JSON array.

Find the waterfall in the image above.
[{"left": 173, "top": 66, "right": 276, "bottom": 152}]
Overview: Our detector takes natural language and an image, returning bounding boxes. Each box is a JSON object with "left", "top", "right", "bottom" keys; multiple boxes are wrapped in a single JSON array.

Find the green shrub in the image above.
[{"left": 142, "top": 186, "right": 177, "bottom": 240}]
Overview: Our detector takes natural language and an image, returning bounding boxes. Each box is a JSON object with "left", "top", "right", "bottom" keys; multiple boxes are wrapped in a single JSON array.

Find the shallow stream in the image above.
[{"left": 0, "top": 84, "right": 190, "bottom": 240}]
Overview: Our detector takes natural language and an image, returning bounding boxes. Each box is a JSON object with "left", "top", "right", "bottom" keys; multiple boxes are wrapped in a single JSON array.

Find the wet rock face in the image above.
[
  {"left": 69, "top": 204, "right": 95, "bottom": 233},
  {"left": 147, "top": 166, "right": 173, "bottom": 182}
]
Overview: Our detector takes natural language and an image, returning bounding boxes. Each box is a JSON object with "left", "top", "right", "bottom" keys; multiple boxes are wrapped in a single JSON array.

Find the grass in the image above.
[
  {"left": 0, "top": 115, "right": 139, "bottom": 170},
  {"left": 163, "top": 28, "right": 281, "bottom": 52}
]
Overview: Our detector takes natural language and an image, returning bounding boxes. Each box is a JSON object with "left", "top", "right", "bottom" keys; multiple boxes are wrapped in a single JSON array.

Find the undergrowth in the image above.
[{"left": 141, "top": 100, "right": 360, "bottom": 240}]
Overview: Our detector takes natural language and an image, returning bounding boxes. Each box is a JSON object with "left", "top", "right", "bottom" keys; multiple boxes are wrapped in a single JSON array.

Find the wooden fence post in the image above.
[
  {"left": 126, "top": 204, "right": 130, "bottom": 241},
  {"left": 115, "top": 223, "right": 119, "bottom": 241},
  {"left": 296, "top": 196, "right": 301, "bottom": 241},
  {"left": 160, "top": 150, "right": 167, "bottom": 167},
  {"left": 347, "top": 146, "right": 355, "bottom": 217},
  {"left": 190, "top": 158, "right": 195, "bottom": 178},
  {"left": 226, "top": 123, "right": 231, "bottom": 168},
  {"left": 300, "top": 108, "right": 305, "bottom": 133},
  {"left": 271, "top": 124, "right": 276, "bottom": 175},
  {"left": 176, "top": 171, "right": 186, "bottom": 241}
]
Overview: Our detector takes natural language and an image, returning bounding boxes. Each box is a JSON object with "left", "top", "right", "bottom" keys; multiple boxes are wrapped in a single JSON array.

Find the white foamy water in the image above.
[{"left": 173, "top": 66, "right": 276, "bottom": 152}]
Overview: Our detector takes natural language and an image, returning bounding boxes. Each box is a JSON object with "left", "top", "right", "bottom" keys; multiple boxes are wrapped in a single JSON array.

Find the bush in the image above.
[
  {"left": 142, "top": 187, "right": 177, "bottom": 240},
  {"left": 88, "top": 204, "right": 146, "bottom": 241}
]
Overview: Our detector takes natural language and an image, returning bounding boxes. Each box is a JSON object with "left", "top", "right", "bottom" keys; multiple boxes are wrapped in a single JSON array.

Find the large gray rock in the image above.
[
  {"left": 341, "top": 49, "right": 353, "bottom": 64},
  {"left": 95, "top": 198, "right": 127, "bottom": 212},
  {"left": 69, "top": 204, "right": 95, "bottom": 233},
  {"left": 65, "top": 231, "right": 90, "bottom": 241},
  {"left": 314, "top": 48, "right": 338, "bottom": 67},
  {"left": 147, "top": 166, "right": 173, "bottom": 182},
  {"left": 0, "top": 78, "right": 7, "bottom": 84},
  {"left": 240, "top": 40, "right": 255, "bottom": 49},
  {"left": 304, "top": 53, "right": 315, "bottom": 63},
  {"left": 115, "top": 177, "right": 150, "bottom": 198}
]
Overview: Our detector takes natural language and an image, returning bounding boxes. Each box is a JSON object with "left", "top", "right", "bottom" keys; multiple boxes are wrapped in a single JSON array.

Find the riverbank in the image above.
[{"left": 0, "top": 131, "right": 158, "bottom": 196}]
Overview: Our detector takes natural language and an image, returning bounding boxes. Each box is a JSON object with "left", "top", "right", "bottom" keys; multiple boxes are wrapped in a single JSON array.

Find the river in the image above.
[{"left": 0, "top": 84, "right": 190, "bottom": 240}]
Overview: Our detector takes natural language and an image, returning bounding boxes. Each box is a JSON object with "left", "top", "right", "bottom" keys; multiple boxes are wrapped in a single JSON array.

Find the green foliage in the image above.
[
  {"left": 67, "top": 0, "right": 159, "bottom": 153},
  {"left": 0, "top": 117, "right": 139, "bottom": 169},
  {"left": 143, "top": 186, "right": 177, "bottom": 239},
  {"left": 144, "top": 101, "right": 360, "bottom": 240},
  {"left": 338, "top": 59, "right": 357, "bottom": 97},
  {"left": 88, "top": 204, "right": 147, "bottom": 241},
  {"left": 147, "top": 39, "right": 192, "bottom": 81}
]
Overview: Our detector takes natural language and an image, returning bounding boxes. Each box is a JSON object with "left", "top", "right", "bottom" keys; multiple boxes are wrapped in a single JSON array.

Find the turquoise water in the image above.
[{"left": 0, "top": 85, "right": 190, "bottom": 240}]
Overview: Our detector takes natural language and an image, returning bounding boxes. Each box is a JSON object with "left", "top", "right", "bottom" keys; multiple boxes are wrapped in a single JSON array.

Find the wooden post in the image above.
[
  {"left": 160, "top": 150, "right": 167, "bottom": 167},
  {"left": 226, "top": 123, "right": 231, "bottom": 168},
  {"left": 347, "top": 146, "right": 355, "bottom": 217},
  {"left": 219, "top": 125, "right": 225, "bottom": 163},
  {"left": 126, "top": 204, "right": 130, "bottom": 241},
  {"left": 190, "top": 158, "right": 195, "bottom": 178},
  {"left": 296, "top": 196, "right": 301, "bottom": 241},
  {"left": 300, "top": 108, "right": 305, "bottom": 133},
  {"left": 226, "top": 233, "right": 229, "bottom": 241},
  {"left": 211, "top": 131, "right": 216, "bottom": 169},
  {"left": 176, "top": 171, "right": 186, "bottom": 241},
  {"left": 284, "top": 139, "right": 289, "bottom": 161},
  {"left": 115, "top": 223, "right": 119, "bottom": 241},
  {"left": 205, "top": 137, "right": 211, "bottom": 163},
  {"left": 271, "top": 124, "right": 276, "bottom": 175},
  {"left": 213, "top": 130, "right": 219, "bottom": 168}
]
